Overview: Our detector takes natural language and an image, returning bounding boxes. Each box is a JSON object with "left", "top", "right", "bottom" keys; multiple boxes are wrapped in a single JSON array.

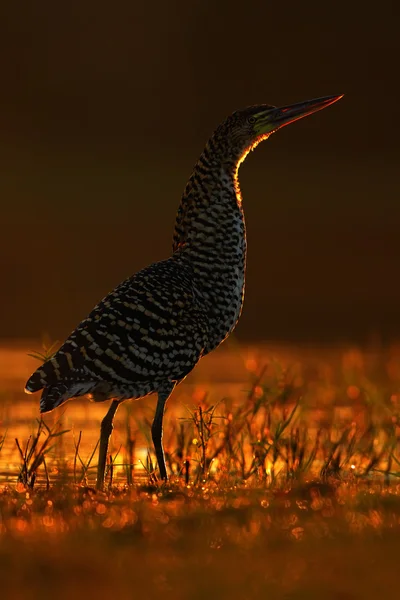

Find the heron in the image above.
[{"left": 25, "top": 94, "right": 343, "bottom": 489}]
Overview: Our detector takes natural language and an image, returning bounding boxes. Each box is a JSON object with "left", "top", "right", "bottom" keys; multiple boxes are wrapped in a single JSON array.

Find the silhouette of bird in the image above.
[{"left": 25, "top": 94, "right": 343, "bottom": 489}]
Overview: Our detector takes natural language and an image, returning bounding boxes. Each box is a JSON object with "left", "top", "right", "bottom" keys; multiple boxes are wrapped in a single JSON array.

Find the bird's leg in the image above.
[
  {"left": 152, "top": 385, "right": 175, "bottom": 481},
  {"left": 96, "top": 400, "right": 119, "bottom": 490}
]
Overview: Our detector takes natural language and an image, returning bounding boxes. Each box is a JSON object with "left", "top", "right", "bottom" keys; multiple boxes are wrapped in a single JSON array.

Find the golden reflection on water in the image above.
[{"left": 2, "top": 339, "right": 400, "bottom": 485}]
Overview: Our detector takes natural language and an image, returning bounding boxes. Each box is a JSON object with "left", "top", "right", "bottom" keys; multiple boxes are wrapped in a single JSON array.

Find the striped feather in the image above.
[
  {"left": 25, "top": 106, "right": 274, "bottom": 411},
  {"left": 40, "top": 381, "right": 96, "bottom": 413},
  {"left": 25, "top": 257, "right": 208, "bottom": 408}
]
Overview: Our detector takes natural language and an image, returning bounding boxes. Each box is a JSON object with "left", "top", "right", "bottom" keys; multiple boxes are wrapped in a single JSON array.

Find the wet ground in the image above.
[{"left": 1, "top": 338, "right": 399, "bottom": 484}]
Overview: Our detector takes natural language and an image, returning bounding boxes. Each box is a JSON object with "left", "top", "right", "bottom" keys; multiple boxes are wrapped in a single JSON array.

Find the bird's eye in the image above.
[{"left": 248, "top": 116, "right": 256, "bottom": 124}]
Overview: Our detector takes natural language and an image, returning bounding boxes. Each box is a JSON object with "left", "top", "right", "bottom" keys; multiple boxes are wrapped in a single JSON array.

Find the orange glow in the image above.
[
  {"left": 254, "top": 385, "right": 263, "bottom": 399},
  {"left": 15, "top": 519, "right": 28, "bottom": 532},
  {"left": 387, "top": 359, "right": 400, "bottom": 381},
  {"left": 342, "top": 349, "right": 364, "bottom": 371},
  {"left": 42, "top": 516, "right": 54, "bottom": 528},
  {"left": 96, "top": 503, "right": 107, "bottom": 515},
  {"left": 192, "top": 386, "right": 207, "bottom": 403},
  {"left": 234, "top": 134, "right": 270, "bottom": 205},
  {"left": 245, "top": 358, "right": 258, "bottom": 372},
  {"left": 347, "top": 385, "right": 360, "bottom": 400},
  {"left": 291, "top": 526, "right": 304, "bottom": 540}
]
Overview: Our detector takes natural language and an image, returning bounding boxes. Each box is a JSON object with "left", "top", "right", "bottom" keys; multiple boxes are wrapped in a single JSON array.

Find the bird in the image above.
[{"left": 25, "top": 94, "right": 343, "bottom": 489}]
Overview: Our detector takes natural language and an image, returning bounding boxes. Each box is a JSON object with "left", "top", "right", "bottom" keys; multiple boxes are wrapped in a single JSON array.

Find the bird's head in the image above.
[{"left": 215, "top": 95, "right": 343, "bottom": 166}]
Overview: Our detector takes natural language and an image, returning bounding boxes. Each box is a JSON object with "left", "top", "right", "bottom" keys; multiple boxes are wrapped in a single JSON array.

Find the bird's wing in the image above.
[{"left": 25, "top": 258, "right": 208, "bottom": 395}]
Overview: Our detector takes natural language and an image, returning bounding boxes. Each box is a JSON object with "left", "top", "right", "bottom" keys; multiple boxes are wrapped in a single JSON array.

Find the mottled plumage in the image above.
[
  {"left": 26, "top": 257, "right": 208, "bottom": 410},
  {"left": 25, "top": 95, "right": 342, "bottom": 484}
]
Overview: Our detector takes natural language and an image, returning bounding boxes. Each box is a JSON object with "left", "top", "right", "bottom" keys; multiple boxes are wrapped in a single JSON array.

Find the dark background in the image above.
[{"left": 1, "top": 0, "right": 399, "bottom": 344}]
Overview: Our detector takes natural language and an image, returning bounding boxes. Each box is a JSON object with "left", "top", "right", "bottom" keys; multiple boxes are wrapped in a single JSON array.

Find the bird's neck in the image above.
[
  {"left": 172, "top": 140, "right": 247, "bottom": 353},
  {"left": 172, "top": 141, "right": 246, "bottom": 257}
]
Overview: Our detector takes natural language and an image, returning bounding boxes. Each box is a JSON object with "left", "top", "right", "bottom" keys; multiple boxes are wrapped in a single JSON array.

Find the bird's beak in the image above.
[{"left": 254, "top": 95, "right": 344, "bottom": 135}]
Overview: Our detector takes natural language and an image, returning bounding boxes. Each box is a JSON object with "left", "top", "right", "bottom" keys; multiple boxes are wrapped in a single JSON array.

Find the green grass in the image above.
[{"left": 2, "top": 346, "right": 400, "bottom": 598}]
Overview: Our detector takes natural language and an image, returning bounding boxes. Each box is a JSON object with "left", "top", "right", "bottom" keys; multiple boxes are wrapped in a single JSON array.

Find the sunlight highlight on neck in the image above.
[{"left": 234, "top": 133, "right": 271, "bottom": 205}]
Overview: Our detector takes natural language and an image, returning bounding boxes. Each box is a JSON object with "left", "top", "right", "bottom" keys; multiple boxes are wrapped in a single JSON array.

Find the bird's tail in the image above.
[
  {"left": 25, "top": 366, "right": 51, "bottom": 395},
  {"left": 25, "top": 345, "right": 83, "bottom": 394},
  {"left": 40, "top": 381, "right": 95, "bottom": 413}
]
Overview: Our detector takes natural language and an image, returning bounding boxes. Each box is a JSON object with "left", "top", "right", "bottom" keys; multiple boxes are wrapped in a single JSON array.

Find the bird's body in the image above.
[
  {"left": 25, "top": 94, "right": 342, "bottom": 486},
  {"left": 29, "top": 256, "right": 208, "bottom": 411},
  {"left": 26, "top": 112, "right": 250, "bottom": 408}
]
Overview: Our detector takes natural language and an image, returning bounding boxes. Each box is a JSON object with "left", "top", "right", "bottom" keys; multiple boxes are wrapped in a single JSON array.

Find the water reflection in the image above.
[{"left": 2, "top": 340, "right": 400, "bottom": 485}]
